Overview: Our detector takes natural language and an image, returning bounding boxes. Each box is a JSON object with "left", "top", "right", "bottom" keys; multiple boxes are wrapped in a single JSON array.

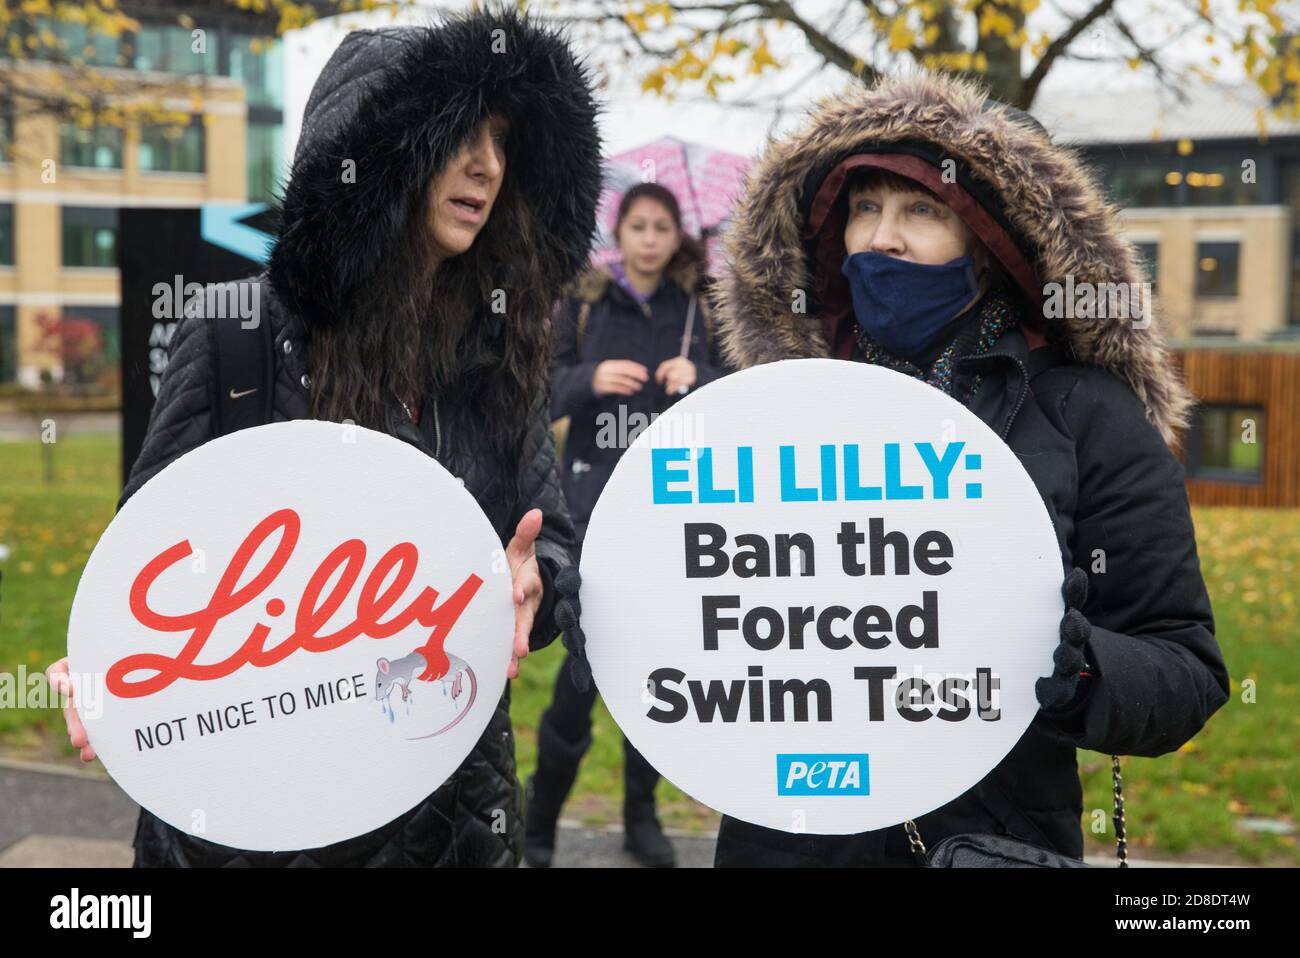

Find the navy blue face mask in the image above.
[{"left": 841, "top": 251, "right": 980, "bottom": 360}]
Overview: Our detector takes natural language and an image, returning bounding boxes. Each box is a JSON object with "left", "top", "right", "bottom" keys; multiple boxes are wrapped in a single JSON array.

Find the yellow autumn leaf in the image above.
[
  {"left": 645, "top": 1, "right": 674, "bottom": 24},
  {"left": 888, "top": 18, "right": 916, "bottom": 52},
  {"left": 749, "top": 32, "right": 779, "bottom": 73}
]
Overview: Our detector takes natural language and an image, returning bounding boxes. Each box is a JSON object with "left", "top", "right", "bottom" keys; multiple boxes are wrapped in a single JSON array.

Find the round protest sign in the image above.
[
  {"left": 580, "top": 359, "right": 1063, "bottom": 835},
  {"left": 66, "top": 420, "right": 514, "bottom": 851}
]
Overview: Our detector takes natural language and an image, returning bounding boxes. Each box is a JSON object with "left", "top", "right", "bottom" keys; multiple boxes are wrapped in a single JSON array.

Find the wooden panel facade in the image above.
[{"left": 1171, "top": 349, "right": 1300, "bottom": 508}]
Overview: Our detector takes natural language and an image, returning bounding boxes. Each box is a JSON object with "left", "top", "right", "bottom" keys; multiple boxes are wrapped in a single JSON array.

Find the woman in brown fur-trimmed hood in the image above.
[{"left": 711, "top": 72, "right": 1230, "bottom": 867}]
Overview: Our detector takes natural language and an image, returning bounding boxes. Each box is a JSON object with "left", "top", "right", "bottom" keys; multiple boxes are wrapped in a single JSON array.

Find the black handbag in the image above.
[{"left": 904, "top": 754, "right": 1128, "bottom": 868}]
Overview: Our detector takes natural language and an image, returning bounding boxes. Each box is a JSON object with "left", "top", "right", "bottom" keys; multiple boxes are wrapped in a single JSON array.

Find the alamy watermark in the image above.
[
  {"left": 595, "top": 406, "right": 709, "bottom": 450},
  {"left": 2, "top": 667, "right": 104, "bottom": 719},
  {"left": 1043, "top": 277, "right": 1152, "bottom": 329},
  {"left": 152, "top": 275, "right": 260, "bottom": 329}
]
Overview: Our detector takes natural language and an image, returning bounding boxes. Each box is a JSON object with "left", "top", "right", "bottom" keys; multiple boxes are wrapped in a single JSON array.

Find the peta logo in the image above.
[
  {"left": 776, "top": 753, "right": 870, "bottom": 796},
  {"left": 49, "top": 888, "right": 151, "bottom": 938}
]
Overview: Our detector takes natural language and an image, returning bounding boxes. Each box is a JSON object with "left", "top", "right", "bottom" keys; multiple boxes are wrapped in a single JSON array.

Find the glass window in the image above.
[
  {"left": 34, "top": 17, "right": 123, "bottom": 67},
  {"left": 1283, "top": 160, "right": 1300, "bottom": 220},
  {"left": 132, "top": 23, "right": 219, "bottom": 75},
  {"left": 0, "top": 305, "right": 15, "bottom": 384},
  {"left": 139, "top": 118, "right": 204, "bottom": 173},
  {"left": 1106, "top": 158, "right": 1178, "bottom": 207},
  {"left": 0, "top": 204, "right": 12, "bottom": 265},
  {"left": 1184, "top": 166, "right": 1257, "bottom": 206},
  {"left": 1285, "top": 162, "right": 1300, "bottom": 325},
  {"left": 59, "top": 122, "right": 124, "bottom": 169},
  {"left": 0, "top": 99, "right": 12, "bottom": 163},
  {"left": 1187, "top": 404, "right": 1265, "bottom": 483},
  {"left": 228, "top": 35, "right": 283, "bottom": 110},
  {"left": 1195, "top": 241, "right": 1240, "bottom": 298},
  {"left": 56, "top": 306, "right": 120, "bottom": 387},
  {"left": 62, "top": 207, "right": 118, "bottom": 268},
  {"left": 1134, "top": 240, "right": 1158, "bottom": 295},
  {"left": 1290, "top": 240, "right": 1300, "bottom": 327},
  {"left": 246, "top": 120, "right": 284, "bottom": 202}
]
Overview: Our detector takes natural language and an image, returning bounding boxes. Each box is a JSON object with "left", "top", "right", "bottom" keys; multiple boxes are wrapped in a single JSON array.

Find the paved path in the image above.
[
  {"left": 0, "top": 411, "right": 119, "bottom": 441},
  {"left": 0, "top": 758, "right": 1226, "bottom": 868}
]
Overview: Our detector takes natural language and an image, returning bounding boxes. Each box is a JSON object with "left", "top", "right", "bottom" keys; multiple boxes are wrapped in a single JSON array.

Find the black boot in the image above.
[
  {"left": 621, "top": 737, "right": 674, "bottom": 867},
  {"left": 523, "top": 718, "right": 590, "bottom": 868},
  {"left": 623, "top": 814, "right": 676, "bottom": 868}
]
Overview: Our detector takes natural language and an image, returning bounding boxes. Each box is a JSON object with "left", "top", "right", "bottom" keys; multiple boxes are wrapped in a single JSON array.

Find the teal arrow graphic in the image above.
[{"left": 201, "top": 202, "right": 273, "bottom": 264}]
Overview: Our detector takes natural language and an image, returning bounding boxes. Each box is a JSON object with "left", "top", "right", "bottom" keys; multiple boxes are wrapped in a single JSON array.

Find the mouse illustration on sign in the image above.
[{"left": 375, "top": 649, "right": 477, "bottom": 738}]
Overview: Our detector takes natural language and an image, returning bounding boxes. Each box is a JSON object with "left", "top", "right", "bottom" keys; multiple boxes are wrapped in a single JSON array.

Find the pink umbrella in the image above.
[{"left": 593, "top": 137, "right": 751, "bottom": 272}]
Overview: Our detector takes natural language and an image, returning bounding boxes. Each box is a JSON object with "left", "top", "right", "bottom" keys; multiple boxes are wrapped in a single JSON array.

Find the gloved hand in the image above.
[
  {"left": 553, "top": 565, "right": 591, "bottom": 693},
  {"left": 1035, "top": 567, "right": 1095, "bottom": 713}
]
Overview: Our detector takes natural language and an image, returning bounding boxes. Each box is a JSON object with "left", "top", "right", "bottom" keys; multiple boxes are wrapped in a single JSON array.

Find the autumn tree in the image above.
[
  {"left": 555, "top": 0, "right": 1300, "bottom": 118},
  {"left": 0, "top": 0, "right": 403, "bottom": 159}
]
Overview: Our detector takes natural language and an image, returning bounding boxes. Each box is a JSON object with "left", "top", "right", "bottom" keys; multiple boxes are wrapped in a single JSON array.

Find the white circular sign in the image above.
[
  {"left": 581, "top": 359, "right": 1062, "bottom": 835},
  {"left": 67, "top": 420, "right": 514, "bottom": 851}
]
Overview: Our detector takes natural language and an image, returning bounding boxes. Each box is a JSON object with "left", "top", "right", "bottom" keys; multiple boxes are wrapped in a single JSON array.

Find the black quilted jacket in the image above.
[{"left": 121, "top": 10, "right": 603, "bottom": 867}]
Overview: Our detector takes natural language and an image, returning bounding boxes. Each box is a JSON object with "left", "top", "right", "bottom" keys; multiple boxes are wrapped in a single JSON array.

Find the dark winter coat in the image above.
[
  {"left": 710, "top": 73, "right": 1231, "bottom": 866},
  {"left": 120, "top": 10, "right": 602, "bottom": 867},
  {"left": 550, "top": 261, "right": 728, "bottom": 539}
]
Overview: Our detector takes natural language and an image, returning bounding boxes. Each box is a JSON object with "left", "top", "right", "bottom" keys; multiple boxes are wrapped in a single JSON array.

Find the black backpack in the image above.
[{"left": 205, "top": 278, "right": 276, "bottom": 437}]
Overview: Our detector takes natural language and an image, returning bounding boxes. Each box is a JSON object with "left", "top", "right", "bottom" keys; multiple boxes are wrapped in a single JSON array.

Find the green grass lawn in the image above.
[{"left": 0, "top": 432, "right": 1294, "bottom": 862}]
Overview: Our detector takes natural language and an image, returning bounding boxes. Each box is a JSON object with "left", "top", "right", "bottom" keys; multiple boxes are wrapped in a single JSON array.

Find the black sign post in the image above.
[{"left": 118, "top": 206, "right": 274, "bottom": 488}]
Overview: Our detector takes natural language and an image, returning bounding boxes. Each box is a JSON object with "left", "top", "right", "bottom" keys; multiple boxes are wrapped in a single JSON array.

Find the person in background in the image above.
[{"left": 525, "top": 183, "right": 730, "bottom": 868}]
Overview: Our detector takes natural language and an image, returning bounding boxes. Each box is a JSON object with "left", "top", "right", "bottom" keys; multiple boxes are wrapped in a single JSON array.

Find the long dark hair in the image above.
[
  {"left": 614, "top": 182, "right": 707, "bottom": 280},
  {"left": 306, "top": 154, "right": 560, "bottom": 492}
]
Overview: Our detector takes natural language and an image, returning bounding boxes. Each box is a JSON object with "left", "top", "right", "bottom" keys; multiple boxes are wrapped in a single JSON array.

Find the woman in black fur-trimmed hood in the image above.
[
  {"left": 710, "top": 72, "right": 1231, "bottom": 867},
  {"left": 53, "top": 8, "right": 603, "bottom": 867}
]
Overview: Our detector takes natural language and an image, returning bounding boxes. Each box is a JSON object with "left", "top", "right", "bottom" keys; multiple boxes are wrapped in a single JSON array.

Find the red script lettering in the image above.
[{"left": 107, "top": 508, "right": 483, "bottom": 698}]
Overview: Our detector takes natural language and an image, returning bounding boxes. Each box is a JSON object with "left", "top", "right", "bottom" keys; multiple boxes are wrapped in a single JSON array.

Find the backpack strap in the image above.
[{"left": 210, "top": 279, "right": 275, "bottom": 437}]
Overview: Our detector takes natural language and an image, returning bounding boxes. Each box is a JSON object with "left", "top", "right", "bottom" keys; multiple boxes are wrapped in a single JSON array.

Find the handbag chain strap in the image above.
[
  {"left": 1111, "top": 753, "right": 1128, "bottom": 867},
  {"left": 904, "top": 753, "right": 1127, "bottom": 867}
]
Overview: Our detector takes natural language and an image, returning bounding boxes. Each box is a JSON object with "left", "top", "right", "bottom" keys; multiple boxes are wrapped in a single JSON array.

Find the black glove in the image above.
[
  {"left": 553, "top": 565, "right": 591, "bottom": 693},
  {"left": 1035, "top": 567, "right": 1095, "bottom": 714}
]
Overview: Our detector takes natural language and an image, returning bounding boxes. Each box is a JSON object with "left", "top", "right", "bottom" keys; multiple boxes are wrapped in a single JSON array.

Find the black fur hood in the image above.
[{"left": 268, "top": 7, "right": 603, "bottom": 328}]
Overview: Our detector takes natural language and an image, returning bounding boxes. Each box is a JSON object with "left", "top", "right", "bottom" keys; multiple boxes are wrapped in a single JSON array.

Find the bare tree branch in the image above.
[
  {"left": 1021, "top": 0, "right": 1117, "bottom": 107},
  {"left": 765, "top": 0, "right": 873, "bottom": 81}
]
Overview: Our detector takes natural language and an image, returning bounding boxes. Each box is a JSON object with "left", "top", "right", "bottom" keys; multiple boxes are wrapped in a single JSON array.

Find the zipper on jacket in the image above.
[
  {"left": 398, "top": 394, "right": 440, "bottom": 458},
  {"left": 433, "top": 397, "right": 441, "bottom": 458},
  {"left": 957, "top": 351, "right": 1029, "bottom": 441}
]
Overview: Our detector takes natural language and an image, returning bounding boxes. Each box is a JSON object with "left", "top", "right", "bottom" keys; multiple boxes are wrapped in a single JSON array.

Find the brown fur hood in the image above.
[
  {"left": 570, "top": 256, "right": 708, "bottom": 304},
  {"left": 714, "top": 71, "right": 1191, "bottom": 445}
]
